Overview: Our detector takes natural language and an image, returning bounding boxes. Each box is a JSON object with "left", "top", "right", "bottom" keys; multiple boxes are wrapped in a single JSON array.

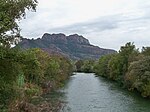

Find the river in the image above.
[{"left": 57, "top": 73, "right": 150, "bottom": 112}]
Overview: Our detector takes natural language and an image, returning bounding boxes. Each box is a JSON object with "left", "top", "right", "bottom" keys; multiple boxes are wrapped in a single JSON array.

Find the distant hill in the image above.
[{"left": 17, "top": 33, "right": 116, "bottom": 60}]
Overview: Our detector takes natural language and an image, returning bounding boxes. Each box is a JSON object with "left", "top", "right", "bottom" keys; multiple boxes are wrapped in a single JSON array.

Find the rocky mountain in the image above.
[{"left": 17, "top": 33, "right": 116, "bottom": 60}]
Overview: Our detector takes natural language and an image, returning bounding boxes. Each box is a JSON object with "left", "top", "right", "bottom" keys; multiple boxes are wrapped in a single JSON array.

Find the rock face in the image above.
[{"left": 17, "top": 33, "right": 116, "bottom": 60}]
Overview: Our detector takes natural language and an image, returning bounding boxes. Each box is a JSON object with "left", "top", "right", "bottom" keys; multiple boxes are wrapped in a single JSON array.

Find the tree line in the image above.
[
  {"left": 75, "top": 42, "right": 150, "bottom": 98},
  {"left": 94, "top": 42, "right": 150, "bottom": 98},
  {"left": 75, "top": 59, "right": 95, "bottom": 73}
]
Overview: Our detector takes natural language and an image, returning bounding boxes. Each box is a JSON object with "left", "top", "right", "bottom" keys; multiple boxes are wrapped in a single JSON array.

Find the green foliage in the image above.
[
  {"left": 95, "top": 42, "right": 150, "bottom": 97},
  {"left": 23, "top": 49, "right": 42, "bottom": 84},
  {"left": 98, "top": 42, "right": 137, "bottom": 81},
  {"left": 49, "top": 56, "right": 73, "bottom": 87},
  {"left": 0, "top": 0, "right": 37, "bottom": 47},
  {"left": 142, "top": 47, "right": 150, "bottom": 56},
  {"left": 94, "top": 54, "right": 112, "bottom": 77},
  {"left": 119, "top": 42, "right": 138, "bottom": 75},
  {"left": 0, "top": 48, "right": 73, "bottom": 110},
  {"left": 108, "top": 54, "right": 125, "bottom": 81},
  {"left": 45, "top": 59, "right": 60, "bottom": 80},
  {"left": 0, "top": 47, "right": 21, "bottom": 110},
  {"left": 125, "top": 56, "right": 150, "bottom": 97},
  {"left": 0, "top": 78, "right": 16, "bottom": 110},
  {"left": 75, "top": 60, "right": 95, "bottom": 73},
  {"left": 75, "top": 60, "right": 84, "bottom": 72},
  {"left": 81, "top": 60, "right": 95, "bottom": 73},
  {"left": 25, "top": 84, "right": 41, "bottom": 98}
]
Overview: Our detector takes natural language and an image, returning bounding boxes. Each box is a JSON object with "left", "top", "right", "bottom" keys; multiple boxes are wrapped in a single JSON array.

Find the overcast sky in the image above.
[{"left": 19, "top": 0, "right": 150, "bottom": 50}]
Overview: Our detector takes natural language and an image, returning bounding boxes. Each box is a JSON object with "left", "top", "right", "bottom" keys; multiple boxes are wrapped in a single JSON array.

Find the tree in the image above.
[
  {"left": 22, "top": 49, "right": 42, "bottom": 84},
  {"left": 119, "top": 42, "right": 138, "bottom": 75},
  {"left": 125, "top": 56, "right": 150, "bottom": 97},
  {"left": 0, "top": 0, "right": 37, "bottom": 47},
  {"left": 80, "top": 60, "right": 95, "bottom": 73},
  {"left": 142, "top": 47, "right": 150, "bottom": 56},
  {"left": 0, "top": 1, "right": 38, "bottom": 107},
  {"left": 108, "top": 54, "right": 124, "bottom": 80},
  {"left": 108, "top": 42, "right": 138, "bottom": 80},
  {"left": 0, "top": 48, "right": 24, "bottom": 109},
  {"left": 95, "top": 42, "right": 150, "bottom": 98},
  {"left": 45, "top": 59, "right": 60, "bottom": 81},
  {"left": 75, "top": 60, "right": 84, "bottom": 72},
  {"left": 94, "top": 54, "right": 112, "bottom": 77}
]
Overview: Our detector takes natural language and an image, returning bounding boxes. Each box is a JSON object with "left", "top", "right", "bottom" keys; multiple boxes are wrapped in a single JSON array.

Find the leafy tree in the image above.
[
  {"left": 0, "top": 0, "right": 74, "bottom": 110},
  {"left": 75, "top": 60, "right": 95, "bottom": 73},
  {"left": 0, "top": 0, "right": 37, "bottom": 47},
  {"left": 81, "top": 60, "right": 95, "bottom": 73},
  {"left": 23, "top": 49, "right": 42, "bottom": 84},
  {"left": 125, "top": 56, "right": 150, "bottom": 97},
  {"left": 75, "top": 60, "right": 84, "bottom": 72},
  {"left": 108, "top": 54, "right": 124, "bottom": 80},
  {"left": 58, "top": 57, "right": 73, "bottom": 76},
  {"left": 0, "top": 48, "right": 23, "bottom": 109},
  {"left": 95, "top": 42, "right": 150, "bottom": 98},
  {"left": 142, "top": 47, "right": 150, "bottom": 56},
  {"left": 94, "top": 54, "right": 112, "bottom": 77},
  {"left": 108, "top": 43, "right": 138, "bottom": 81},
  {"left": 45, "top": 59, "right": 60, "bottom": 81},
  {"left": 119, "top": 42, "right": 138, "bottom": 75}
]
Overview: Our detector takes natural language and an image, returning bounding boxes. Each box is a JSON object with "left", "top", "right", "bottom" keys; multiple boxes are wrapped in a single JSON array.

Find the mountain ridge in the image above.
[{"left": 17, "top": 33, "right": 116, "bottom": 60}]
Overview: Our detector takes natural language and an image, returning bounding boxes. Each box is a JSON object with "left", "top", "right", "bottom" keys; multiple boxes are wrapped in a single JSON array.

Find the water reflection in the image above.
[{"left": 59, "top": 73, "right": 150, "bottom": 112}]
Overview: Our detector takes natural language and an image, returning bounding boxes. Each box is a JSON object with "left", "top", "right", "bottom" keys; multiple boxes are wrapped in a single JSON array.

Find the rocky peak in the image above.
[
  {"left": 42, "top": 33, "right": 67, "bottom": 44},
  {"left": 41, "top": 33, "right": 90, "bottom": 45},
  {"left": 42, "top": 33, "right": 66, "bottom": 38},
  {"left": 67, "top": 34, "right": 90, "bottom": 45}
]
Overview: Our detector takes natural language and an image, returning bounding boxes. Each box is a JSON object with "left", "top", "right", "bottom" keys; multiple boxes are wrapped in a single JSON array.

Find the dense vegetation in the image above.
[
  {"left": 94, "top": 42, "right": 150, "bottom": 98},
  {"left": 75, "top": 60, "right": 95, "bottom": 73},
  {"left": 0, "top": 0, "right": 73, "bottom": 111},
  {"left": 0, "top": 0, "right": 37, "bottom": 48},
  {"left": 0, "top": 47, "right": 73, "bottom": 111}
]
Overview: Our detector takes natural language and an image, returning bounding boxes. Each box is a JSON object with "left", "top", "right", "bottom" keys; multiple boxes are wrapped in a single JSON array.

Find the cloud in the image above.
[
  {"left": 47, "top": 15, "right": 119, "bottom": 34},
  {"left": 19, "top": 0, "right": 150, "bottom": 50}
]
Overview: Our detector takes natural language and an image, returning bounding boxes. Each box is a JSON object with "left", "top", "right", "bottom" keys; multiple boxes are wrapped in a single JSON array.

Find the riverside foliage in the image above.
[
  {"left": 0, "top": 47, "right": 73, "bottom": 111},
  {"left": 0, "top": 1, "right": 73, "bottom": 111},
  {"left": 0, "top": 0, "right": 37, "bottom": 47},
  {"left": 75, "top": 60, "right": 95, "bottom": 73},
  {"left": 94, "top": 42, "right": 150, "bottom": 98}
]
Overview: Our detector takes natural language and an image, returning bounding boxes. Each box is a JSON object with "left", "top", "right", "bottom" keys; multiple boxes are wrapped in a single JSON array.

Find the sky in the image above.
[{"left": 19, "top": 0, "right": 150, "bottom": 50}]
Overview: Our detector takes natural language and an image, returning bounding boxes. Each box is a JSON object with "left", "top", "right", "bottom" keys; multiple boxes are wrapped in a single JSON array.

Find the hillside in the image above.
[{"left": 17, "top": 33, "right": 116, "bottom": 60}]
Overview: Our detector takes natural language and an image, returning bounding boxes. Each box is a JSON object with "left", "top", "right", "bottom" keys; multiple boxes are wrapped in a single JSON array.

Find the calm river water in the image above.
[{"left": 59, "top": 73, "right": 150, "bottom": 112}]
